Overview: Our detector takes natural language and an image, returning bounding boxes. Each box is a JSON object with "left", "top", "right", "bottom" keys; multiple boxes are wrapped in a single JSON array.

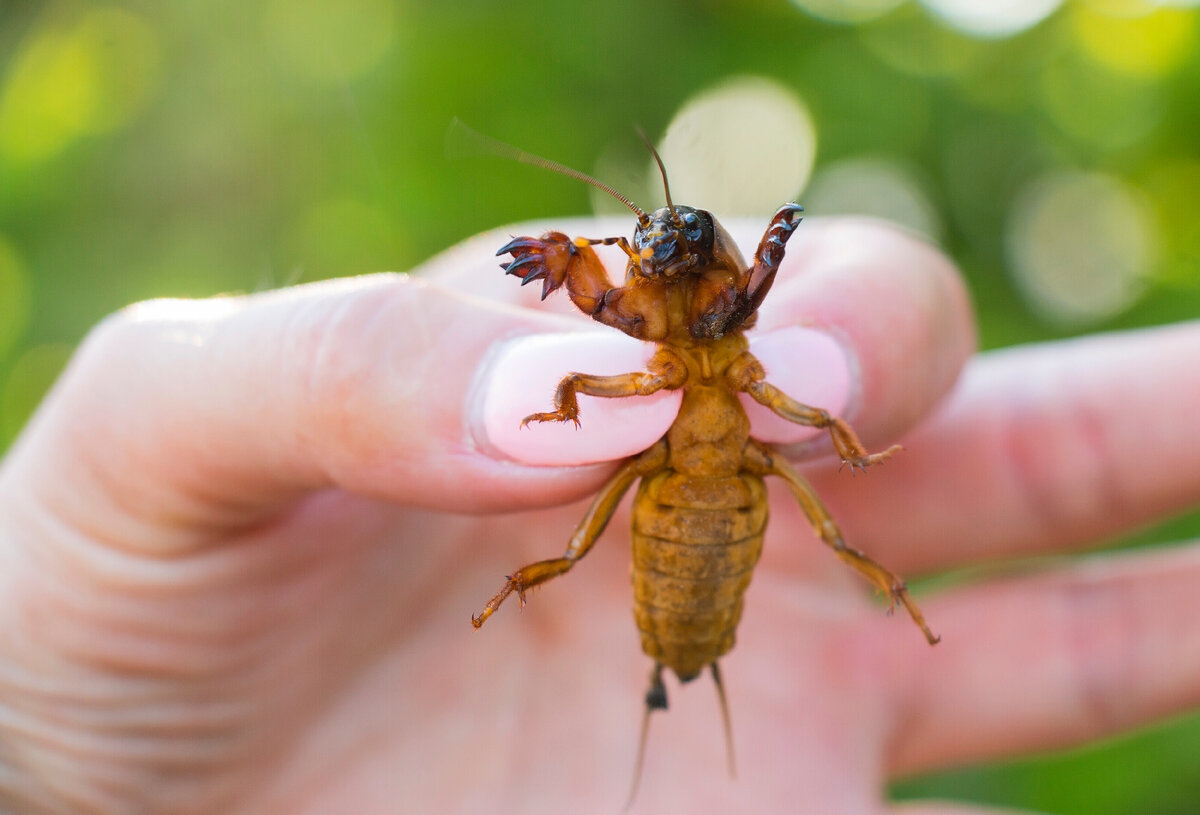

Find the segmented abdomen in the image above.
[{"left": 630, "top": 470, "right": 768, "bottom": 681}]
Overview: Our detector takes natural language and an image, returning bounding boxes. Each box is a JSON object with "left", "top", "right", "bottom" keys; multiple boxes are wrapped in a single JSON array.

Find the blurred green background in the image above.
[{"left": 1, "top": 0, "right": 1198, "bottom": 811}]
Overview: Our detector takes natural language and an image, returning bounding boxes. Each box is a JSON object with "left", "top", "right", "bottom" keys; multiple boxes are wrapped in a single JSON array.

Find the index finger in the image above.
[{"left": 814, "top": 321, "right": 1200, "bottom": 573}]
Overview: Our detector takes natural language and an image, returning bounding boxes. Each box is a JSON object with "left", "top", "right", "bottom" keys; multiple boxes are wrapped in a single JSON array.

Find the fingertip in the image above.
[
  {"left": 751, "top": 218, "right": 976, "bottom": 443},
  {"left": 473, "top": 332, "right": 680, "bottom": 466},
  {"left": 742, "top": 326, "right": 852, "bottom": 445}
]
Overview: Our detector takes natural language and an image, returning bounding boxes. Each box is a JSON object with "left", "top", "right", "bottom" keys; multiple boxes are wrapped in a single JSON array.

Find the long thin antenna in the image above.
[
  {"left": 634, "top": 125, "right": 676, "bottom": 221},
  {"left": 447, "top": 118, "right": 648, "bottom": 223}
]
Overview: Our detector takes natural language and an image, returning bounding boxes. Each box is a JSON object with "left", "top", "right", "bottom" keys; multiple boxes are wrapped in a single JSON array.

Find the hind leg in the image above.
[{"left": 744, "top": 443, "right": 940, "bottom": 645}]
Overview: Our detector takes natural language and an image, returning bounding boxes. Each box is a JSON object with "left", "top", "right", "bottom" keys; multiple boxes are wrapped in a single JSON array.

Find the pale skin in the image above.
[{"left": 1, "top": 218, "right": 1199, "bottom": 814}]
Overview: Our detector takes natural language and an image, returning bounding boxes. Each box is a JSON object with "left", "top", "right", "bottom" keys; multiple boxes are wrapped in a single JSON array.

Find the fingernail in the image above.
[
  {"left": 472, "top": 326, "right": 852, "bottom": 465},
  {"left": 743, "top": 326, "right": 853, "bottom": 444},
  {"left": 474, "top": 332, "right": 681, "bottom": 465}
]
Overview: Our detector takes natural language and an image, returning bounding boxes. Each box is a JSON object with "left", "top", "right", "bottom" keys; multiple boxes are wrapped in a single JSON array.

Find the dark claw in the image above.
[
  {"left": 521, "top": 267, "right": 545, "bottom": 285},
  {"left": 496, "top": 237, "right": 543, "bottom": 257},
  {"left": 504, "top": 254, "right": 542, "bottom": 277},
  {"left": 779, "top": 203, "right": 804, "bottom": 222}
]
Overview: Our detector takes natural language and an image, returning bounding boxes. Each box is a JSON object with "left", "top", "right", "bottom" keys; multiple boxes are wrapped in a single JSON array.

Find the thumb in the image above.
[{"left": 0, "top": 273, "right": 621, "bottom": 542}]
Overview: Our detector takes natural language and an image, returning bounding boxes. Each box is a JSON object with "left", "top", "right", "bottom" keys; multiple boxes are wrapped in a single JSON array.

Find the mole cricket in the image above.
[{"left": 465, "top": 126, "right": 940, "bottom": 795}]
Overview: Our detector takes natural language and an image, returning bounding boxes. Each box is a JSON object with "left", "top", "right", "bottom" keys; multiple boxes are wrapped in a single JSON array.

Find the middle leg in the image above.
[{"left": 727, "top": 352, "right": 901, "bottom": 471}]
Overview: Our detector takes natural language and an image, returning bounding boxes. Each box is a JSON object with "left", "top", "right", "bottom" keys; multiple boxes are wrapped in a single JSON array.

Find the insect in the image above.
[{"left": 468, "top": 128, "right": 940, "bottom": 795}]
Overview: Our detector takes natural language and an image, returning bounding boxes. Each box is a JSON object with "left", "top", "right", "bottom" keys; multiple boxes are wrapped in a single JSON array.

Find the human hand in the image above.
[{"left": 0, "top": 218, "right": 1196, "bottom": 814}]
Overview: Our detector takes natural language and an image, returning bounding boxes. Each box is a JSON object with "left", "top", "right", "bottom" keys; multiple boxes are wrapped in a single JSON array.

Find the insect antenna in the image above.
[
  {"left": 447, "top": 118, "right": 648, "bottom": 224},
  {"left": 635, "top": 125, "right": 678, "bottom": 224}
]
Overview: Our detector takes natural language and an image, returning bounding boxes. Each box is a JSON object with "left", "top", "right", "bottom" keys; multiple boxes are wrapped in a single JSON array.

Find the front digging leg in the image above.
[{"left": 741, "top": 203, "right": 805, "bottom": 314}]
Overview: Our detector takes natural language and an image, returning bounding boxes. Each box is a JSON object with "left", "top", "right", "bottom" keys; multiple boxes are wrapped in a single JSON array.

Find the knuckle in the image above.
[
  {"left": 995, "top": 387, "right": 1126, "bottom": 540},
  {"left": 1056, "top": 575, "right": 1144, "bottom": 733},
  {"left": 298, "top": 276, "right": 429, "bottom": 468}
]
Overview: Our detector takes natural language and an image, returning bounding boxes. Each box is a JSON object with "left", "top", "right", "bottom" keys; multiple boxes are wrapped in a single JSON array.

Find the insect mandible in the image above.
[{"left": 468, "top": 129, "right": 940, "bottom": 795}]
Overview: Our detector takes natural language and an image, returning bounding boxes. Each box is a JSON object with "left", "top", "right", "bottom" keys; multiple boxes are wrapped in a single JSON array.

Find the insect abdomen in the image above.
[{"left": 630, "top": 471, "right": 767, "bottom": 681}]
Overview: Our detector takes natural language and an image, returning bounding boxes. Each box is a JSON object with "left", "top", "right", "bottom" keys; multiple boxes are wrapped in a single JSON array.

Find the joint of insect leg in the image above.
[
  {"left": 886, "top": 580, "right": 909, "bottom": 614},
  {"left": 724, "top": 353, "right": 765, "bottom": 394},
  {"left": 634, "top": 439, "right": 670, "bottom": 474},
  {"left": 633, "top": 374, "right": 664, "bottom": 396},
  {"left": 825, "top": 524, "right": 847, "bottom": 551},
  {"left": 739, "top": 441, "right": 774, "bottom": 475}
]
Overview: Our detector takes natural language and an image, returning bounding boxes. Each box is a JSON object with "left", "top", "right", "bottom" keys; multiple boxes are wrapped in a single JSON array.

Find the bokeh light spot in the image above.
[
  {"left": 857, "top": 8, "right": 980, "bottom": 77},
  {"left": 263, "top": 0, "right": 397, "bottom": 84},
  {"left": 658, "top": 78, "right": 816, "bottom": 217},
  {"left": 789, "top": 0, "right": 906, "bottom": 24},
  {"left": 0, "top": 236, "right": 31, "bottom": 358},
  {"left": 1, "top": 343, "right": 73, "bottom": 448},
  {"left": 0, "top": 8, "right": 161, "bottom": 164},
  {"left": 1070, "top": 3, "right": 1198, "bottom": 78},
  {"left": 1006, "top": 171, "right": 1157, "bottom": 325},
  {"left": 1039, "top": 54, "right": 1162, "bottom": 149},
  {"left": 918, "top": 0, "right": 1063, "bottom": 37},
  {"left": 803, "top": 157, "right": 942, "bottom": 242}
]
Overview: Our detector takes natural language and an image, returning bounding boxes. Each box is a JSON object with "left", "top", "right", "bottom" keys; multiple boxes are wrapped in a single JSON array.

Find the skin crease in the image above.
[{"left": 0, "top": 218, "right": 1198, "bottom": 814}]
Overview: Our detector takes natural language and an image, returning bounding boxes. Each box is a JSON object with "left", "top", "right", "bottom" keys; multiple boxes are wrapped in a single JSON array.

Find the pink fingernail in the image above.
[
  {"left": 476, "top": 333, "right": 681, "bottom": 466},
  {"left": 744, "top": 326, "right": 853, "bottom": 444},
  {"left": 474, "top": 327, "right": 851, "bottom": 465}
]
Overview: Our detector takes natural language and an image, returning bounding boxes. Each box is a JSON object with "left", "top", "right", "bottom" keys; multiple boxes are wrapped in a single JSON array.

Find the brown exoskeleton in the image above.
[{"left": 469, "top": 133, "right": 939, "bottom": 797}]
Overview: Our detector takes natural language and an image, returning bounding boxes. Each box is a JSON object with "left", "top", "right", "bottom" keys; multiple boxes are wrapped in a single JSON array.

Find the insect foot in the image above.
[
  {"left": 839, "top": 443, "right": 904, "bottom": 474},
  {"left": 472, "top": 557, "right": 579, "bottom": 629},
  {"left": 520, "top": 408, "right": 580, "bottom": 428},
  {"left": 470, "top": 574, "right": 524, "bottom": 629},
  {"left": 520, "top": 372, "right": 583, "bottom": 428},
  {"left": 497, "top": 232, "right": 576, "bottom": 301},
  {"left": 890, "top": 581, "right": 942, "bottom": 646}
]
